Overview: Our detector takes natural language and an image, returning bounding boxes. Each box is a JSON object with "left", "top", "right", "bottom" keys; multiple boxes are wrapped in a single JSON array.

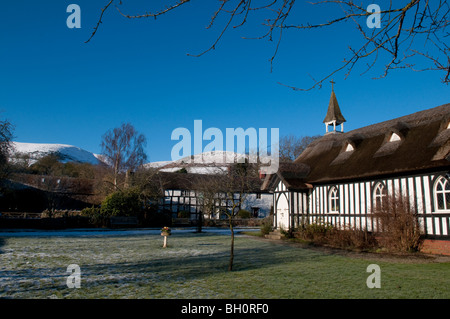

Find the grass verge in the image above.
[{"left": 0, "top": 230, "right": 448, "bottom": 299}]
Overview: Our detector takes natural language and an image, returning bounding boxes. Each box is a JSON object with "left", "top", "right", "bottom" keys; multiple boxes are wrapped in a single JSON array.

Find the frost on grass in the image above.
[
  {"left": 0, "top": 231, "right": 236, "bottom": 298},
  {"left": 3, "top": 229, "right": 448, "bottom": 299}
]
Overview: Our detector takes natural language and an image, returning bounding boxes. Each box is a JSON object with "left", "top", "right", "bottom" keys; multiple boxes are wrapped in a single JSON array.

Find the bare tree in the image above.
[
  {"left": 279, "top": 135, "right": 320, "bottom": 162},
  {"left": 0, "top": 117, "right": 14, "bottom": 182},
  {"left": 194, "top": 179, "right": 218, "bottom": 220},
  {"left": 88, "top": 0, "right": 449, "bottom": 90},
  {"left": 191, "top": 174, "right": 226, "bottom": 233},
  {"left": 133, "top": 169, "right": 175, "bottom": 206},
  {"left": 216, "top": 162, "right": 261, "bottom": 271},
  {"left": 101, "top": 123, "right": 147, "bottom": 190}
]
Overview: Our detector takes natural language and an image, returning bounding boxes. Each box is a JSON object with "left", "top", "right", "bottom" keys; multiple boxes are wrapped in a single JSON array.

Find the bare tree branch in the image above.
[
  {"left": 116, "top": 0, "right": 191, "bottom": 19},
  {"left": 88, "top": 0, "right": 450, "bottom": 90},
  {"left": 85, "top": 0, "right": 114, "bottom": 44}
]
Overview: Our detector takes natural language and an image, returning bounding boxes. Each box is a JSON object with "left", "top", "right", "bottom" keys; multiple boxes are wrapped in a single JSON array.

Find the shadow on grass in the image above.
[
  {"left": 0, "top": 237, "right": 6, "bottom": 254},
  {"left": 0, "top": 233, "right": 328, "bottom": 297}
]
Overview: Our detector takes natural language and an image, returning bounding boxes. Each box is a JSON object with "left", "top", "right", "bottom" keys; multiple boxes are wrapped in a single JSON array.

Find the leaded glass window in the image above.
[
  {"left": 373, "top": 182, "right": 387, "bottom": 210},
  {"left": 435, "top": 176, "right": 450, "bottom": 210},
  {"left": 329, "top": 187, "right": 340, "bottom": 213}
]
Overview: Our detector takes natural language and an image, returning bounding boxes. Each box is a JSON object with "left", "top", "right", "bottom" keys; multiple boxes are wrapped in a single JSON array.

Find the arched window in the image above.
[
  {"left": 373, "top": 182, "right": 387, "bottom": 210},
  {"left": 434, "top": 176, "right": 450, "bottom": 211},
  {"left": 329, "top": 186, "right": 340, "bottom": 213}
]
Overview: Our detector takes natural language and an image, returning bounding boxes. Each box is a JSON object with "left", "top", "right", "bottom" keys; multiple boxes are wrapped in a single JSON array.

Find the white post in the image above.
[{"left": 163, "top": 235, "right": 168, "bottom": 248}]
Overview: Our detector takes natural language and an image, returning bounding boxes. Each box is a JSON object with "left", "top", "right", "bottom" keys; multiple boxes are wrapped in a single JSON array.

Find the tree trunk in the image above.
[
  {"left": 228, "top": 215, "right": 234, "bottom": 271},
  {"left": 196, "top": 211, "right": 203, "bottom": 233},
  {"left": 113, "top": 154, "right": 120, "bottom": 189}
]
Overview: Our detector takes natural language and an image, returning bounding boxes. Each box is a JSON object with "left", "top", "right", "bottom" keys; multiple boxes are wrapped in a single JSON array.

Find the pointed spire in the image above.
[{"left": 323, "top": 81, "right": 346, "bottom": 133}]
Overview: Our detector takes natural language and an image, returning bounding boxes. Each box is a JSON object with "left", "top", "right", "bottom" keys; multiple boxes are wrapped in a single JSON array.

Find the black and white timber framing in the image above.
[
  {"left": 272, "top": 173, "right": 450, "bottom": 239},
  {"left": 159, "top": 188, "right": 272, "bottom": 220},
  {"left": 263, "top": 96, "right": 450, "bottom": 240}
]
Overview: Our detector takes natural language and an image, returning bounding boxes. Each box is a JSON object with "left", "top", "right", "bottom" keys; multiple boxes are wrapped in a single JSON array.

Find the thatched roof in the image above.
[
  {"left": 301, "top": 103, "right": 450, "bottom": 183},
  {"left": 263, "top": 103, "right": 450, "bottom": 191}
]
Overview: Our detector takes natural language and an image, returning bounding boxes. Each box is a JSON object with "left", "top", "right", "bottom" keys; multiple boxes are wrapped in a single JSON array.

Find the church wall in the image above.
[
  {"left": 273, "top": 181, "right": 290, "bottom": 229},
  {"left": 274, "top": 172, "right": 450, "bottom": 239}
]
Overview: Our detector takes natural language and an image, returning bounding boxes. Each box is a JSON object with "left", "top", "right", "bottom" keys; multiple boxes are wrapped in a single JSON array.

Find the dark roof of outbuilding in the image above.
[
  {"left": 153, "top": 171, "right": 265, "bottom": 193},
  {"left": 261, "top": 162, "right": 312, "bottom": 192}
]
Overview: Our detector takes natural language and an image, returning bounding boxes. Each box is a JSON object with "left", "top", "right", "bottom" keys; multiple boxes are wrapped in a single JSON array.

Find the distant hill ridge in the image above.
[
  {"left": 9, "top": 142, "right": 255, "bottom": 175},
  {"left": 10, "top": 142, "right": 103, "bottom": 166}
]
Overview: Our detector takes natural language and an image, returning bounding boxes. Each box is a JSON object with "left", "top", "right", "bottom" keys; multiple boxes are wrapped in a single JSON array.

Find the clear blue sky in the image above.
[{"left": 0, "top": 1, "right": 448, "bottom": 162}]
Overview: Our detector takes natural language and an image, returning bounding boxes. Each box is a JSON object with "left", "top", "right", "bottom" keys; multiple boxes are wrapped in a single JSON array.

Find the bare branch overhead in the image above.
[{"left": 88, "top": 0, "right": 449, "bottom": 90}]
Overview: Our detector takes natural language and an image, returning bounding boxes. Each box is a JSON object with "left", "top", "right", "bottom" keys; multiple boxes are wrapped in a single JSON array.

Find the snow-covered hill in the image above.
[
  {"left": 9, "top": 142, "right": 262, "bottom": 175},
  {"left": 145, "top": 150, "right": 263, "bottom": 175},
  {"left": 9, "top": 142, "right": 102, "bottom": 166}
]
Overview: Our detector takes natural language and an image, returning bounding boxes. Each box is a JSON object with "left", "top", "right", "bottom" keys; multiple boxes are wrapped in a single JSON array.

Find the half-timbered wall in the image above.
[
  {"left": 273, "top": 172, "right": 450, "bottom": 238},
  {"left": 160, "top": 190, "right": 273, "bottom": 220},
  {"left": 160, "top": 190, "right": 236, "bottom": 220}
]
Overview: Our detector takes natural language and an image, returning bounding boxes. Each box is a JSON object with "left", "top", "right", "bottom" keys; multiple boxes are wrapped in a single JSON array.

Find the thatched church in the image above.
[{"left": 262, "top": 88, "right": 450, "bottom": 254}]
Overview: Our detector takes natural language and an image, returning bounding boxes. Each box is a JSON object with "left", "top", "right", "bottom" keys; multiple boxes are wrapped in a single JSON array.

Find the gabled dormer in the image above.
[
  {"left": 430, "top": 116, "right": 450, "bottom": 161},
  {"left": 430, "top": 116, "right": 450, "bottom": 146},
  {"left": 345, "top": 134, "right": 364, "bottom": 151},
  {"left": 330, "top": 134, "right": 363, "bottom": 165},
  {"left": 388, "top": 132, "right": 401, "bottom": 142},
  {"left": 373, "top": 122, "right": 409, "bottom": 157},
  {"left": 345, "top": 143, "right": 354, "bottom": 152}
]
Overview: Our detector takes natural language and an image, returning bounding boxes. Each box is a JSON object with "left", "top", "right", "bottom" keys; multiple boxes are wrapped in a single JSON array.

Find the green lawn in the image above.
[{"left": 0, "top": 229, "right": 449, "bottom": 299}]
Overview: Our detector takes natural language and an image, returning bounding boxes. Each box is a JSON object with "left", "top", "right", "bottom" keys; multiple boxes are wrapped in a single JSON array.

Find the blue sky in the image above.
[{"left": 0, "top": 1, "right": 448, "bottom": 162}]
